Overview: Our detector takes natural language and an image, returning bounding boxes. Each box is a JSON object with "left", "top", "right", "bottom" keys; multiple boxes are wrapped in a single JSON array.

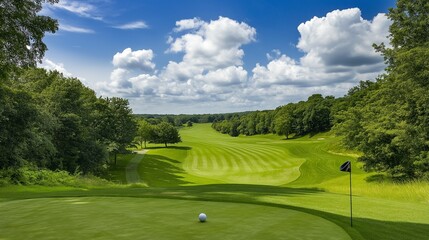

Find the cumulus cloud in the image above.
[
  {"left": 297, "top": 8, "right": 389, "bottom": 68},
  {"left": 252, "top": 8, "right": 390, "bottom": 89},
  {"left": 114, "top": 21, "right": 149, "bottom": 30},
  {"left": 164, "top": 16, "right": 256, "bottom": 80},
  {"left": 174, "top": 18, "right": 204, "bottom": 32},
  {"left": 102, "top": 16, "right": 256, "bottom": 107},
  {"left": 100, "top": 11, "right": 391, "bottom": 113},
  {"left": 112, "top": 48, "right": 155, "bottom": 72}
]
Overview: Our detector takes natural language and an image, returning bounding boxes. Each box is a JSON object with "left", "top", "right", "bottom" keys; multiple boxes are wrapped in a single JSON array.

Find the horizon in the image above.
[{"left": 40, "top": 0, "right": 395, "bottom": 114}]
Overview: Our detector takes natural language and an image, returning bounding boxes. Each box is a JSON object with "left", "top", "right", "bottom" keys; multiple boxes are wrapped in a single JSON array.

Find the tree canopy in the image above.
[
  {"left": 151, "top": 122, "right": 182, "bottom": 147},
  {"left": 0, "top": 0, "right": 58, "bottom": 77},
  {"left": 335, "top": 0, "right": 429, "bottom": 179}
]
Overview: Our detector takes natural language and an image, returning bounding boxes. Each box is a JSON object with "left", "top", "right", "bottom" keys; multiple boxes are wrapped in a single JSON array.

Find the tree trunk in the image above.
[
  {"left": 144, "top": 140, "right": 147, "bottom": 149},
  {"left": 114, "top": 152, "right": 117, "bottom": 165},
  {"left": 165, "top": 142, "right": 168, "bottom": 148}
]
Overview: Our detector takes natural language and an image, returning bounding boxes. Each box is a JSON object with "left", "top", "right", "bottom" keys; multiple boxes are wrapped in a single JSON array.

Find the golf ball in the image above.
[{"left": 199, "top": 213, "right": 207, "bottom": 222}]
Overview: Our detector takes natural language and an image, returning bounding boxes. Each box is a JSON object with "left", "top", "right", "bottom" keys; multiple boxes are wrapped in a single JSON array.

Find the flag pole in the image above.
[
  {"left": 349, "top": 164, "right": 352, "bottom": 227},
  {"left": 340, "top": 160, "right": 353, "bottom": 227}
]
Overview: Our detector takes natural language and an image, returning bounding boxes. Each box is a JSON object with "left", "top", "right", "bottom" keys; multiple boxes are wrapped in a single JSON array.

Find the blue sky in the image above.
[{"left": 41, "top": 0, "right": 396, "bottom": 114}]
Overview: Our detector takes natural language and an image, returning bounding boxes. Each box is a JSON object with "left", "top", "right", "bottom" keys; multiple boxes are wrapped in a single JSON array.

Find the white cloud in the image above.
[
  {"left": 41, "top": 59, "right": 73, "bottom": 77},
  {"left": 266, "top": 49, "right": 281, "bottom": 60},
  {"left": 102, "top": 17, "right": 256, "bottom": 107},
  {"left": 112, "top": 48, "right": 155, "bottom": 72},
  {"left": 164, "top": 16, "right": 256, "bottom": 80},
  {"left": 114, "top": 21, "right": 149, "bottom": 30},
  {"left": 59, "top": 24, "right": 94, "bottom": 33},
  {"left": 50, "top": 0, "right": 103, "bottom": 20},
  {"left": 196, "top": 66, "right": 248, "bottom": 87},
  {"left": 99, "top": 11, "right": 391, "bottom": 114},
  {"left": 174, "top": 18, "right": 204, "bottom": 32},
  {"left": 252, "top": 8, "right": 391, "bottom": 89}
]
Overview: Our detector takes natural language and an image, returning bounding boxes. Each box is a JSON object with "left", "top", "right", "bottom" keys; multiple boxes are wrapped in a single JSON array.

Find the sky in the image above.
[{"left": 40, "top": 0, "right": 396, "bottom": 114}]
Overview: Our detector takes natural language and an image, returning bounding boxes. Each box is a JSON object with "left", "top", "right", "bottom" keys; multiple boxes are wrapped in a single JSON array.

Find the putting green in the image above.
[{"left": 0, "top": 197, "right": 350, "bottom": 240}]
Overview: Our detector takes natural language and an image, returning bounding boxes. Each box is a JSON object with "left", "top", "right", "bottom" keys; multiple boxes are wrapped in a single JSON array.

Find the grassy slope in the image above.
[{"left": 1, "top": 123, "right": 429, "bottom": 239}]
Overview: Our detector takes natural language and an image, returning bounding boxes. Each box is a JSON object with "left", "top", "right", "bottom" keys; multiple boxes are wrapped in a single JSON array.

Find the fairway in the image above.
[
  {"left": 140, "top": 124, "right": 362, "bottom": 187},
  {"left": 0, "top": 197, "right": 350, "bottom": 240}
]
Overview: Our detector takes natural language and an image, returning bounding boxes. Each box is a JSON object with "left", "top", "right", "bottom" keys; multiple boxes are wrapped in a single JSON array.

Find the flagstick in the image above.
[{"left": 350, "top": 165, "right": 353, "bottom": 227}]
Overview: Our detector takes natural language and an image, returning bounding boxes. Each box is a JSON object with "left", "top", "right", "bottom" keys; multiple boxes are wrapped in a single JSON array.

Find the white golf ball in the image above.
[{"left": 198, "top": 213, "right": 207, "bottom": 222}]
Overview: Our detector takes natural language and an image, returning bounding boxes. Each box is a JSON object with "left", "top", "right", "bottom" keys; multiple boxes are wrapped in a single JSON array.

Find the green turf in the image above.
[
  {"left": 1, "top": 123, "right": 429, "bottom": 239},
  {"left": 0, "top": 197, "right": 350, "bottom": 240}
]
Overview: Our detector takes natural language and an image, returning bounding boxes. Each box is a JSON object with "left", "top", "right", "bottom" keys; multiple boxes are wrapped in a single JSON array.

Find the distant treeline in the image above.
[
  {"left": 212, "top": 94, "right": 335, "bottom": 138},
  {"left": 134, "top": 112, "right": 251, "bottom": 126}
]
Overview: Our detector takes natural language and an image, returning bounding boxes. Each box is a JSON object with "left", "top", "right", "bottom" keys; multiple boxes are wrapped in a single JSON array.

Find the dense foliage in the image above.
[
  {"left": 212, "top": 94, "right": 335, "bottom": 138},
  {"left": 135, "top": 119, "right": 181, "bottom": 148},
  {"left": 135, "top": 112, "right": 250, "bottom": 127},
  {"left": 0, "top": 0, "right": 58, "bottom": 77},
  {"left": 335, "top": 0, "right": 429, "bottom": 180},
  {"left": 0, "top": 1, "right": 138, "bottom": 179},
  {"left": 0, "top": 69, "right": 136, "bottom": 174}
]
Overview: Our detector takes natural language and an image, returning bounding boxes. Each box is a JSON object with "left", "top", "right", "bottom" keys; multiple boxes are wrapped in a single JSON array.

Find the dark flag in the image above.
[
  {"left": 340, "top": 161, "right": 351, "bottom": 172},
  {"left": 340, "top": 160, "right": 353, "bottom": 227}
]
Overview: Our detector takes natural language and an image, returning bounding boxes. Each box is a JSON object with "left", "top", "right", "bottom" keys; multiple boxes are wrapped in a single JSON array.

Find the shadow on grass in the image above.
[
  {"left": 140, "top": 154, "right": 191, "bottom": 187},
  {"left": 145, "top": 146, "right": 192, "bottom": 150},
  {"left": 1, "top": 184, "right": 428, "bottom": 240}
]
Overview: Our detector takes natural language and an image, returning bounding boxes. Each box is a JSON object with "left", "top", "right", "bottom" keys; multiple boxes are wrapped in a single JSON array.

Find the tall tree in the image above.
[
  {"left": 136, "top": 119, "right": 153, "bottom": 149},
  {"left": 151, "top": 122, "right": 181, "bottom": 147},
  {"left": 102, "top": 97, "right": 136, "bottom": 164},
  {"left": 0, "top": 0, "right": 58, "bottom": 77},
  {"left": 274, "top": 104, "right": 296, "bottom": 139}
]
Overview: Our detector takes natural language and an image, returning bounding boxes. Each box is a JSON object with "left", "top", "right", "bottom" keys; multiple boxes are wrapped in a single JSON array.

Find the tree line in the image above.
[
  {"left": 211, "top": 94, "right": 334, "bottom": 138},
  {"left": 135, "top": 112, "right": 251, "bottom": 127},
  {"left": 0, "top": 68, "right": 137, "bottom": 174}
]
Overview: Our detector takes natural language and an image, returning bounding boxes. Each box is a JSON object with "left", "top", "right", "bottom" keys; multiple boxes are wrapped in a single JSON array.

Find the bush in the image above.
[{"left": 0, "top": 166, "right": 112, "bottom": 187}]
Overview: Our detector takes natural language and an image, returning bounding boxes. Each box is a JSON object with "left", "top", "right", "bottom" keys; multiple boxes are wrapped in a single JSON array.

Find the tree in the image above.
[
  {"left": 100, "top": 97, "right": 136, "bottom": 164},
  {"left": 0, "top": 0, "right": 59, "bottom": 170},
  {"left": 274, "top": 104, "right": 296, "bottom": 139},
  {"left": 0, "top": 0, "right": 58, "bottom": 77},
  {"left": 336, "top": 0, "right": 429, "bottom": 179},
  {"left": 136, "top": 119, "right": 153, "bottom": 149},
  {"left": 151, "top": 122, "right": 181, "bottom": 147},
  {"left": 186, "top": 121, "right": 193, "bottom": 127},
  {"left": 0, "top": 84, "right": 41, "bottom": 168}
]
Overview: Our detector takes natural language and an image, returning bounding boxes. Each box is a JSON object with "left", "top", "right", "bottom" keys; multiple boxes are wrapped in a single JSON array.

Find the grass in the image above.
[
  {"left": 1, "top": 123, "right": 428, "bottom": 239},
  {"left": 0, "top": 197, "right": 350, "bottom": 240}
]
